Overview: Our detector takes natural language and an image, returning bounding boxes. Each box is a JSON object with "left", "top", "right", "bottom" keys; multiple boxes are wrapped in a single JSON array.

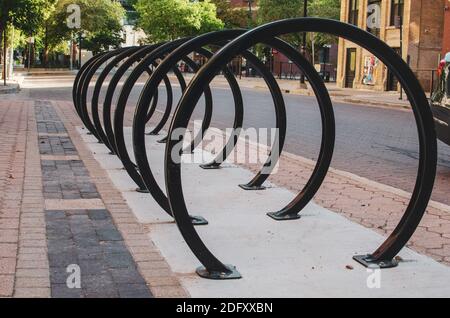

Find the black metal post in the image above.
[
  {"left": 398, "top": 16, "right": 403, "bottom": 100},
  {"left": 78, "top": 32, "right": 82, "bottom": 70},
  {"left": 300, "top": 0, "right": 308, "bottom": 85}
]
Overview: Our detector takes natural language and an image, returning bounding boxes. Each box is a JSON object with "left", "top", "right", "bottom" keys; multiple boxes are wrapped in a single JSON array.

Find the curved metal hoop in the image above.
[
  {"left": 90, "top": 46, "right": 143, "bottom": 153},
  {"left": 77, "top": 48, "right": 129, "bottom": 141},
  {"left": 73, "top": 51, "right": 108, "bottom": 130},
  {"left": 112, "top": 40, "right": 208, "bottom": 194},
  {"left": 133, "top": 29, "right": 334, "bottom": 231},
  {"left": 164, "top": 18, "right": 437, "bottom": 278}
]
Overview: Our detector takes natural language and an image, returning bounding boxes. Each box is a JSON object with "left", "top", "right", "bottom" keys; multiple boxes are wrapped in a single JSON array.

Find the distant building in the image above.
[
  {"left": 117, "top": 0, "right": 146, "bottom": 46},
  {"left": 443, "top": 1, "right": 450, "bottom": 56},
  {"left": 337, "top": 0, "right": 446, "bottom": 92}
]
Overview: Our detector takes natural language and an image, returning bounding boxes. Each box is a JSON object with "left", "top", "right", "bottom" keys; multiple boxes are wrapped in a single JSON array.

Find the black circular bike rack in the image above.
[{"left": 72, "top": 18, "right": 437, "bottom": 281}]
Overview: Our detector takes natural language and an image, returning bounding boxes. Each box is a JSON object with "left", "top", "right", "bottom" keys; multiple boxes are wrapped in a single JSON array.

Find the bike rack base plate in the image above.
[
  {"left": 190, "top": 215, "right": 209, "bottom": 226},
  {"left": 239, "top": 184, "right": 266, "bottom": 191},
  {"left": 196, "top": 264, "right": 242, "bottom": 280},
  {"left": 135, "top": 187, "right": 150, "bottom": 194},
  {"left": 353, "top": 254, "right": 399, "bottom": 269},
  {"left": 199, "top": 164, "right": 221, "bottom": 170},
  {"left": 267, "top": 211, "right": 301, "bottom": 221},
  {"left": 146, "top": 132, "right": 159, "bottom": 136},
  {"left": 157, "top": 137, "right": 168, "bottom": 144}
]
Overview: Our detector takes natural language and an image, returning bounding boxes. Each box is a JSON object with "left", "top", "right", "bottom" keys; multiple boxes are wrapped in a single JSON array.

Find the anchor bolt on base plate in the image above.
[
  {"left": 196, "top": 265, "right": 242, "bottom": 280},
  {"left": 267, "top": 211, "right": 301, "bottom": 221},
  {"left": 353, "top": 254, "right": 399, "bottom": 269}
]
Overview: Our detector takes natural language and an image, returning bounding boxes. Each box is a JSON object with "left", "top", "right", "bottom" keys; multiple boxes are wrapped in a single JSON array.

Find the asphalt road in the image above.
[{"left": 25, "top": 74, "right": 450, "bottom": 205}]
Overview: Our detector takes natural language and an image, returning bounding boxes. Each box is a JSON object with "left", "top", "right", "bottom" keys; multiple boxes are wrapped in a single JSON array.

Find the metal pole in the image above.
[
  {"left": 27, "top": 37, "right": 32, "bottom": 73},
  {"left": 8, "top": 26, "right": 14, "bottom": 80},
  {"left": 78, "top": 32, "right": 82, "bottom": 69},
  {"left": 300, "top": 0, "right": 308, "bottom": 85},
  {"left": 70, "top": 34, "right": 73, "bottom": 71},
  {"left": 399, "top": 17, "right": 403, "bottom": 100},
  {"left": 247, "top": 0, "right": 253, "bottom": 27},
  {"left": 3, "top": 29, "right": 7, "bottom": 85}
]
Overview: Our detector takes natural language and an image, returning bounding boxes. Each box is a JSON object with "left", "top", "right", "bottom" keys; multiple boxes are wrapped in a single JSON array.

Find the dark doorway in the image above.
[
  {"left": 386, "top": 48, "right": 401, "bottom": 91},
  {"left": 345, "top": 48, "right": 357, "bottom": 88}
]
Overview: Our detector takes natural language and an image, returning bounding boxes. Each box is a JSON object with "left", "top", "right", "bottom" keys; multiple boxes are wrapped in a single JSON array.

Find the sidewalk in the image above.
[
  {"left": 0, "top": 99, "right": 186, "bottom": 298},
  {"left": 1, "top": 94, "right": 449, "bottom": 297},
  {"left": 0, "top": 81, "right": 20, "bottom": 95}
]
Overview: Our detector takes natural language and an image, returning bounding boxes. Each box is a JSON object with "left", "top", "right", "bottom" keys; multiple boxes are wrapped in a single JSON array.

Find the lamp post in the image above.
[
  {"left": 78, "top": 31, "right": 83, "bottom": 69},
  {"left": 395, "top": 15, "right": 403, "bottom": 100},
  {"left": 246, "top": 0, "right": 253, "bottom": 25},
  {"left": 300, "top": 0, "right": 308, "bottom": 86},
  {"left": 27, "top": 36, "right": 34, "bottom": 74}
]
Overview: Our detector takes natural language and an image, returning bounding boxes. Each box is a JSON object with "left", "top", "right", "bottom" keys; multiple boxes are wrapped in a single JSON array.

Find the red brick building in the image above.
[{"left": 443, "top": 1, "right": 450, "bottom": 55}]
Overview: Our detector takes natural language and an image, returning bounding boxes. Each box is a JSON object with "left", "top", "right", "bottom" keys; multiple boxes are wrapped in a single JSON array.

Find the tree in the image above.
[
  {"left": 0, "top": 0, "right": 48, "bottom": 84},
  {"left": 40, "top": 0, "right": 60, "bottom": 67},
  {"left": 210, "top": 0, "right": 248, "bottom": 29},
  {"left": 258, "top": 0, "right": 305, "bottom": 48},
  {"left": 45, "top": 0, "right": 125, "bottom": 58},
  {"left": 308, "top": 0, "right": 341, "bottom": 47},
  {"left": 258, "top": 0, "right": 340, "bottom": 54},
  {"left": 134, "top": 0, "right": 224, "bottom": 43}
]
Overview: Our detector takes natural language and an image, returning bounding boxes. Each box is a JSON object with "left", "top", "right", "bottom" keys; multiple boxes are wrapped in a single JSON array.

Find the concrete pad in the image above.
[
  {"left": 78, "top": 126, "right": 450, "bottom": 298},
  {"left": 94, "top": 153, "right": 125, "bottom": 170},
  {"left": 76, "top": 127, "right": 102, "bottom": 144}
]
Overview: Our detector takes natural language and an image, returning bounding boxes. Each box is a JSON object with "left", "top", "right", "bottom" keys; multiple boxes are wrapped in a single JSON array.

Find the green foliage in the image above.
[
  {"left": 308, "top": 0, "right": 340, "bottom": 46},
  {"left": 0, "top": 0, "right": 49, "bottom": 33},
  {"left": 210, "top": 0, "right": 248, "bottom": 29},
  {"left": 134, "top": 0, "right": 224, "bottom": 43},
  {"left": 257, "top": 0, "right": 340, "bottom": 48},
  {"left": 257, "top": 0, "right": 305, "bottom": 47},
  {"left": 309, "top": 0, "right": 340, "bottom": 20},
  {"left": 44, "top": 0, "right": 125, "bottom": 55}
]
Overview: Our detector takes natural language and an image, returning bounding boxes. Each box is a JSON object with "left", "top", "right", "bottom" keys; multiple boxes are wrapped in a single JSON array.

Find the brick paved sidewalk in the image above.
[
  {"left": 1, "top": 95, "right": 449, "bottom": 298},
  {"left": 0, "top": 99, "right": 187, "bottom": 298}
]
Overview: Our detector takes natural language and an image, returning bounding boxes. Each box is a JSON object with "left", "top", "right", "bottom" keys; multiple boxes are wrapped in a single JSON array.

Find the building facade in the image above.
[
  {"left": 337, "top": 0, "right": 446, "bottom": 92},
  {"left": 117, "top": 0, "right": 147, "bottom": 46},
  {"left": 443, "top": 1, "right": 450, "bottom": 56}
]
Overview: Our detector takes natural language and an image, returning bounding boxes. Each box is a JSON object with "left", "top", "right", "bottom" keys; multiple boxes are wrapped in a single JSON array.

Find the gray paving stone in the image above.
[
  {"left": 100, "top": 241, "right": 129, "bottom": 254},
  {"left": 88, "top": 209, "right": 110, "bottom": 220},
  {"left": 110, "top": 268, "right": 146, "bottom": 285},
  {"left": 37, "top": 104, "right": 152, "bottom": 298},
  {"left": 51, "top": 284, "right": 83, "bottom": 298},
  {"left": 96, "top": 228, "right": 123, "bottom": 241},
  {"left": 105, "top": 252, "right": 136, "bottom": 269},
  {"left": 117, "top": 284, "right": 153, "bottom": 298}
]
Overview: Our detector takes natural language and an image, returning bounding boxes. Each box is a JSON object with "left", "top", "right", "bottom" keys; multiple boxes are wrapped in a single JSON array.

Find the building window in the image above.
[
  {"left": 348, "top": 0, "right": 359, "bottom": 25},
  {"left": 390, "top": 0, "right": 404, "bottom": 26},
  {"left": 367, "top": 0, "right": 381, "bottom": 37}
]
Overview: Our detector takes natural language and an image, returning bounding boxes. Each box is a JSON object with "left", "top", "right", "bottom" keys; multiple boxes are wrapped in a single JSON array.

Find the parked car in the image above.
[{"left": 430, "top": 52, "right": 450, "bottom": 145}]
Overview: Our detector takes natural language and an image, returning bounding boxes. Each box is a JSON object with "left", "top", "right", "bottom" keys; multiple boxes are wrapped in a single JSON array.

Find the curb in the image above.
[{"left": 0, "top": 83, "right": 20, "bottom": 94}]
